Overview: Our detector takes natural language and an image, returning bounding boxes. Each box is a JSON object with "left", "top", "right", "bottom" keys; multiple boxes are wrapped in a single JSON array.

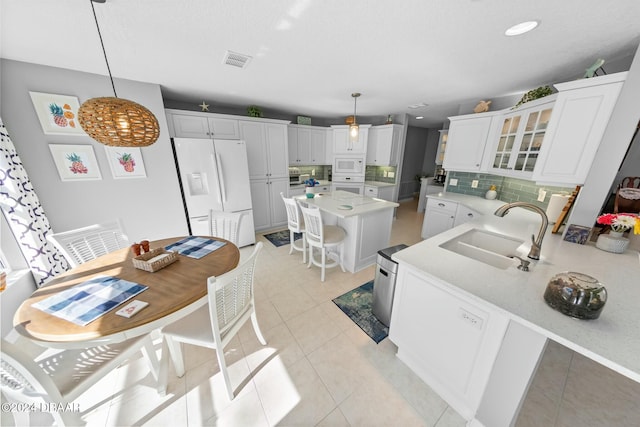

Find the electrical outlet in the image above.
[
  {"left": 383, "top": 170, "right": 388, "bottom": 177},
  {"left": 449, "top": 178, "right": 458, "bottom": 186},
  {"left": 538, "top": 188, "right": 547, "bottom": 202},
  {"left": 471, "top": 180, "right": 479, "bottom": 188},
  {"left": 388, "top": 171, "right": 395, "bottom": 178}
]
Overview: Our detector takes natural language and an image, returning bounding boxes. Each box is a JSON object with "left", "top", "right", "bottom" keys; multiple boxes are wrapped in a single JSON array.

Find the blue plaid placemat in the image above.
[
  {"left": 32, "top": 276, "right": 147, "bottom": 326},
  {"left": 164, "top": 236, "right": 226, "bottom": 259}
]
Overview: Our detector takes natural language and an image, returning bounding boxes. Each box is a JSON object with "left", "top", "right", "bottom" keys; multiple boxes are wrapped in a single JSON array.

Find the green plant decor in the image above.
[
  {"left": 247, "top": 105, "right": 263, "bottom": 117},
  {"left": 514, "top": 85, "right": 553, "bottom": 108}
]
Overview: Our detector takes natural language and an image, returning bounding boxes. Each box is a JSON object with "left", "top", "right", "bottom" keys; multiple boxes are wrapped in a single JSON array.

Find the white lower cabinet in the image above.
[
  {"left": 422, "top": 198, "right": 457, "bottom": 239},
  {"left": 250, "top": 178, "right": 288, "bottom": 231},
  {"left": 364, "top": 185, "right": 394, "bottom": 201},
  {"left": 422, "top": 198, "right": 480, "bottom": 239},
  {"left": 389, "top": 266, "right": 509, "bottom": 420}
]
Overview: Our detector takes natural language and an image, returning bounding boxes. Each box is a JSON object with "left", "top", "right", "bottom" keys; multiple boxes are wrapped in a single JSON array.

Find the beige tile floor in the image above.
[{"left": 4, "top": 198, "right": 640, "bottom": 426}]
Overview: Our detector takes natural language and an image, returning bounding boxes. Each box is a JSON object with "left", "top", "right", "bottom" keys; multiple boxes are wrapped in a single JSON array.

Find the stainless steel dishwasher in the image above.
[{"left": 372, "top": 244, "right": 407, "bottom": 327}]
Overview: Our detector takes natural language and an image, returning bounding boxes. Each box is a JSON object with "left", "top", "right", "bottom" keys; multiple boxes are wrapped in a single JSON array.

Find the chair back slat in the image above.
[
  {"left": 47, "top": 220, "right": 129, "bottom": 268},
  {"left": 207, "top": 242, "right": 262, "bottom": 335},
  {"left": 299, "top": 204, "right": 324, "bottom": 244},
  {"left": 208, "top": 211, "right": 242, "bottom": 246},
  {"left": 281, "top": 193, "right": 303, "bottom": 231}
]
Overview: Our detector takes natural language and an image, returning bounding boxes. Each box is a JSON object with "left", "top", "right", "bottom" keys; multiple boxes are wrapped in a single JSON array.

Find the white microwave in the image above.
[{"left": 333, "top": 155, "right": 364, "bottom": 175}]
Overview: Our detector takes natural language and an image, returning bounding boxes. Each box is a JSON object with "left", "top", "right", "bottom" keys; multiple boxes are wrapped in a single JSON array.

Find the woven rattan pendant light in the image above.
[{"left": 78, "top": 0, "right": 159, "bottom": 147}]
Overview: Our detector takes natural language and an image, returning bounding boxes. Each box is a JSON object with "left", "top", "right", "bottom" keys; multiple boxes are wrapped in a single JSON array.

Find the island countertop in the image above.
[
  {"left": 393, "top": 192, "right": 640, "bottom": 383},
  {"left": 298, "top": 190, "right": 399, "bottom": 218}
]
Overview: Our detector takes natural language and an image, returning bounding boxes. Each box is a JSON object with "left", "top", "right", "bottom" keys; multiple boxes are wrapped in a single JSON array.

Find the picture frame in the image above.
[
  {"left": 563, "top": 224, "right": 592, "bottom": 245},
  {"left": 104, "top": 147, "right": 147, "bottom": 179},
  {"left": 29, "top": 92, "right": 85, "bottom": 136},
  {"left": 49, "top": 144, "right": 102, "bottom": 181}
]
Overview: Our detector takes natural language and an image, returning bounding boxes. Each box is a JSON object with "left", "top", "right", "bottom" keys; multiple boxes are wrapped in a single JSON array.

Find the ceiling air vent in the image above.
[{"left": 223, "top": 50, "right": 252, "bottom": 69}]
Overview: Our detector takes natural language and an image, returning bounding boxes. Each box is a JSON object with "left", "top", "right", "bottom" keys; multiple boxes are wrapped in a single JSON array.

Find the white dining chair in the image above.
[
  {"left": 160, "top": 242, "right": 266, "bottom": 400},
  {"left": 46, "top": 219, "right": 129, "bottom": 268},
  {"left": 0, "top": 334, "right": 159, "bottom": 427},
  {"left": 208, "top": 210, "right": 242, "bottom": 246},
  {"left": 280, "top": 192, "right": 306, "bottom": 263},
  {"left": 298, "top": 203, "right": 346, "bottom": 282}
]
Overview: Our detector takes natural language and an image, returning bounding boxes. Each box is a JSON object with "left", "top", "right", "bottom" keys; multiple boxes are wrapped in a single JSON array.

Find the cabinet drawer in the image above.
[
  {"left": 364, "top": 186, "right": 379, "bottom": 197},
  {"left": 426, "top": 198, "right": 458, "bottom": 213}
]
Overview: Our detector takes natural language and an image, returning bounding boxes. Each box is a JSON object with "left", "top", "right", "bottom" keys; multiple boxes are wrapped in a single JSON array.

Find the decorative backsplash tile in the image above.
[
  {"left": 446, "top": 171, "right": 574, "bottom": 209},
  {"left": 365, "top": 166, "right": 397, "bottom": 183}
]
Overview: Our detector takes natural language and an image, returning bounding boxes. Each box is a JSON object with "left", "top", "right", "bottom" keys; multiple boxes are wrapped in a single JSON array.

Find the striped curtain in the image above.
[{"left": 0, "top": 117, "right": 69, "bottom": 287}]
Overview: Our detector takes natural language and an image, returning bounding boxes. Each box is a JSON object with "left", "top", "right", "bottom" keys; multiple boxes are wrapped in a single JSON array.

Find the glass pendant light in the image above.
[
  {"left": 78, "top": 0, "right": 160, "bottom": 147},
  {"left": 349, "top": 93, "right": 361, "bottom": 143}
]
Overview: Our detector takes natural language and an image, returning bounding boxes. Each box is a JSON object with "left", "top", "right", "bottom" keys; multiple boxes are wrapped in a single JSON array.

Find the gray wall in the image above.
[
  {"left": 0, "top": 59, "right": 188, "bottom": 242},
  {"left": 398, "top": 126, "right": 435, "bottom": 199}
]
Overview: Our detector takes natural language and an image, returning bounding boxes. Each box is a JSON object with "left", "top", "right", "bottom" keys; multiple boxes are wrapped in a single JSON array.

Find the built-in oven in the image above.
[
  {"left": 333, "top": 155, "right": 364, "bottom": 175},
  {"left": 331, "top": 175, "right": 365, "bottom": 195}
]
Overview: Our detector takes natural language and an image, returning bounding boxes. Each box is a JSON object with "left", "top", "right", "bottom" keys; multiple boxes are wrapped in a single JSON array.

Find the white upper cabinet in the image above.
[
  {"left": 487, "top": 96, "right": 556, "bottom": 179},
  {"left": 367, "top": 124, "right": 402, "bottom": 166},
  {"left": 239, "top": 120, "right": 289, "bottom": 179},
  {"left": 532, "top": 72, "right": 627, "bottom": 185},
  {"left": 167, "top": 110, "right": 240, "bottom": 139},
  {"left": 288, "top": 125, "right": 328, "bottom": 165},
  {"left": 332, "top": 125, "right": 370, "bottom": 154},
  {"left": 443, "top": 112, "right": 499, "bottom": 172}
]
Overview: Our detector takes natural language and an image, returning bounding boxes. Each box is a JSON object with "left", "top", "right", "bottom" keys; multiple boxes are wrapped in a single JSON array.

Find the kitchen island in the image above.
[
  {"left": 298, "top": 190, "right": 399, "bottom": 273},
  {"left": 389, "top": 192, "right": 640, "bottom": 426}
]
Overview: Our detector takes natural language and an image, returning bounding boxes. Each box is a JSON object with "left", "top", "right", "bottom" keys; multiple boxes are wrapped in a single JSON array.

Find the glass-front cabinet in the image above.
[{"left": 489, "top": 96, "right": 556, "bottom": 178}]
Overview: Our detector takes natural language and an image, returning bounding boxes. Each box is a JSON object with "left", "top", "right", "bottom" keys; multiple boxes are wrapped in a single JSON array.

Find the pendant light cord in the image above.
[{"left": 90, "top": 0, "right": 117, "bottom": 98}]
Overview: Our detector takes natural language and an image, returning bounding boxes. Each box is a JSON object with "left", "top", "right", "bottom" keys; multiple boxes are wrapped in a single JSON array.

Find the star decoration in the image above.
[{"left": 199, "top": 101, "right": 209, "bottom": 112}]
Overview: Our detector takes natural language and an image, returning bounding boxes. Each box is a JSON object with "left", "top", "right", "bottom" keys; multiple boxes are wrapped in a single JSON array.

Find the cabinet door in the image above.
[
  {"left": 171, "top": 114, "right": 211, "bottom": 138},
  {"left": 240, "top": 121, "right": 268, "bottom": 179},
  {"left": 532, "top": 79, "right": 624, "bottom": 185},
  {"left": 368, "top": 125, "right": 395, "bottom": 165},
  {"left": 443, "top": 114, "right": 495, "bottom": 172},
  {"left": 288, "top": 126, "right": 299, "bottom": 165},
  {"left": 269, "top": 178, "right": 289, "bottom": 228},
  {"left": 492, "top": 103, "right": 553, "bottom": 177},
  {"left": 310, "top": 129, "right": 327, "bottom": 164},
  {"left": 265, "top": 124, "right": 289, "bottom": 178},
  {"left": 209, "top": 118, "right": 239, "bottom": 139},
  {"left": 332, "top": 126, "right": 368, "bottom": 154},
  {"left": 296, "top": 127, "right": 312, "bottom": 164},
  {"left": 377, "top": 186, "right": 395, "bottom": 202},
  {"left": 422, "top": 199, "right": 457, "bottom": 239},
  {"left": 250, "top": 179, "right": 270, "bottom": 230}
]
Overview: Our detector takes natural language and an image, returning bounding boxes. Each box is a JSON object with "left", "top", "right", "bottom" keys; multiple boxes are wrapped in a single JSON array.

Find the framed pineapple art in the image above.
[
  {"left": 104, "top": 147, "right": 147, "bottom": 179},
  {"left": 29, "top": 92, "right": 85, "bottom": 136},
  {"left": 49, "top": 144, "right": 102, "bottom": 181}
]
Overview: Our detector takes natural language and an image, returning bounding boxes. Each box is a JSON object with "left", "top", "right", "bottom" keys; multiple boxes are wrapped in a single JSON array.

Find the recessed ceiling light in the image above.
[
  {"left": 505, "top": 20, "right": 539, "bottom": 36},
  {"left": 416, "top": 116, "right": 424, "bottom": 120},
  {"left": 408, "top": 102, "right": 429, "bottom": 109}
]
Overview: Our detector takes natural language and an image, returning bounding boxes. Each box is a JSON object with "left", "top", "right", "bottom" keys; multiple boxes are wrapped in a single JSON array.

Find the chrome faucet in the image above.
[{"left": 494, "top": 202, "right": 549, "bottom": 260}]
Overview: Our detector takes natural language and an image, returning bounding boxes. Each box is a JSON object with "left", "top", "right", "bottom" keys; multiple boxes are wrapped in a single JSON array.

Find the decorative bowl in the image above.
[{"left": 306, "top": 193, "right": 315, "bottom": 198}]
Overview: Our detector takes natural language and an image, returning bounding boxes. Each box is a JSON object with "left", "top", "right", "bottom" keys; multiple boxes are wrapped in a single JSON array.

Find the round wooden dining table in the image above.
[{"left": 13, "top": 237, "right": 239, "bottom": 348}]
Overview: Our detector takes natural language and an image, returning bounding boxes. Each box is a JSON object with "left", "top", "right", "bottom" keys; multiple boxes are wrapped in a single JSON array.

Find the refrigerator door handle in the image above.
[
  {"left": 215, "top": 152, "right": 228, "bottom": 204},
  {"left": 210, "top": 154, "right": 222, "bottom": 204}
]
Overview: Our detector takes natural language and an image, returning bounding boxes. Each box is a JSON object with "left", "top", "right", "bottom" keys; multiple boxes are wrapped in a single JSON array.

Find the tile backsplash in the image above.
[
  {"left": 289, "top": 165, "right": 330, "bottom": 181},
  {"left": 365, "top": 166, "right": 397, "bottom": 183},
  {"left": 446, "top": 171, "right": 575, "bottom": 210}
]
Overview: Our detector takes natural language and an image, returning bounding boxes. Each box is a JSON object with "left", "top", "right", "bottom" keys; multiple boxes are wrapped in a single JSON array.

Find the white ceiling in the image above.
[{"left": 2, "top": 0, "right": 640, "bottom": 128}]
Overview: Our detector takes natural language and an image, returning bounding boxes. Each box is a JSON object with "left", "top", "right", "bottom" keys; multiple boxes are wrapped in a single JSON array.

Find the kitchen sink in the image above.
[{"left": 439, "top": 229, "right": 525, "bottom": 270}]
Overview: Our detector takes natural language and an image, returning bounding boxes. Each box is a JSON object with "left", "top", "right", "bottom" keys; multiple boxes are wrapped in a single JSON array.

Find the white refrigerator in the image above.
[{"left": 173, "top": 138, "right": 256, "bottom": 247}]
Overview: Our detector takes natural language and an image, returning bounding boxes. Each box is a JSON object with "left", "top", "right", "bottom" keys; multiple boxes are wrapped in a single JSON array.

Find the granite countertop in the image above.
[
  {"left": 394, "top": 192, "right": 640, "bottom": 383},
  {"left": 298, "top": 190, "right": 398, "bottom": 218}
]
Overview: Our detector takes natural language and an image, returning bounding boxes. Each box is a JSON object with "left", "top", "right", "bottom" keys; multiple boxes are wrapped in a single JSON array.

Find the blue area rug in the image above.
[
  {"left": 333, "top": 281, "right": 389, "bottom": 344},
  {"left": 263, "top": 230, "right": 302, "bottom": 247}
]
